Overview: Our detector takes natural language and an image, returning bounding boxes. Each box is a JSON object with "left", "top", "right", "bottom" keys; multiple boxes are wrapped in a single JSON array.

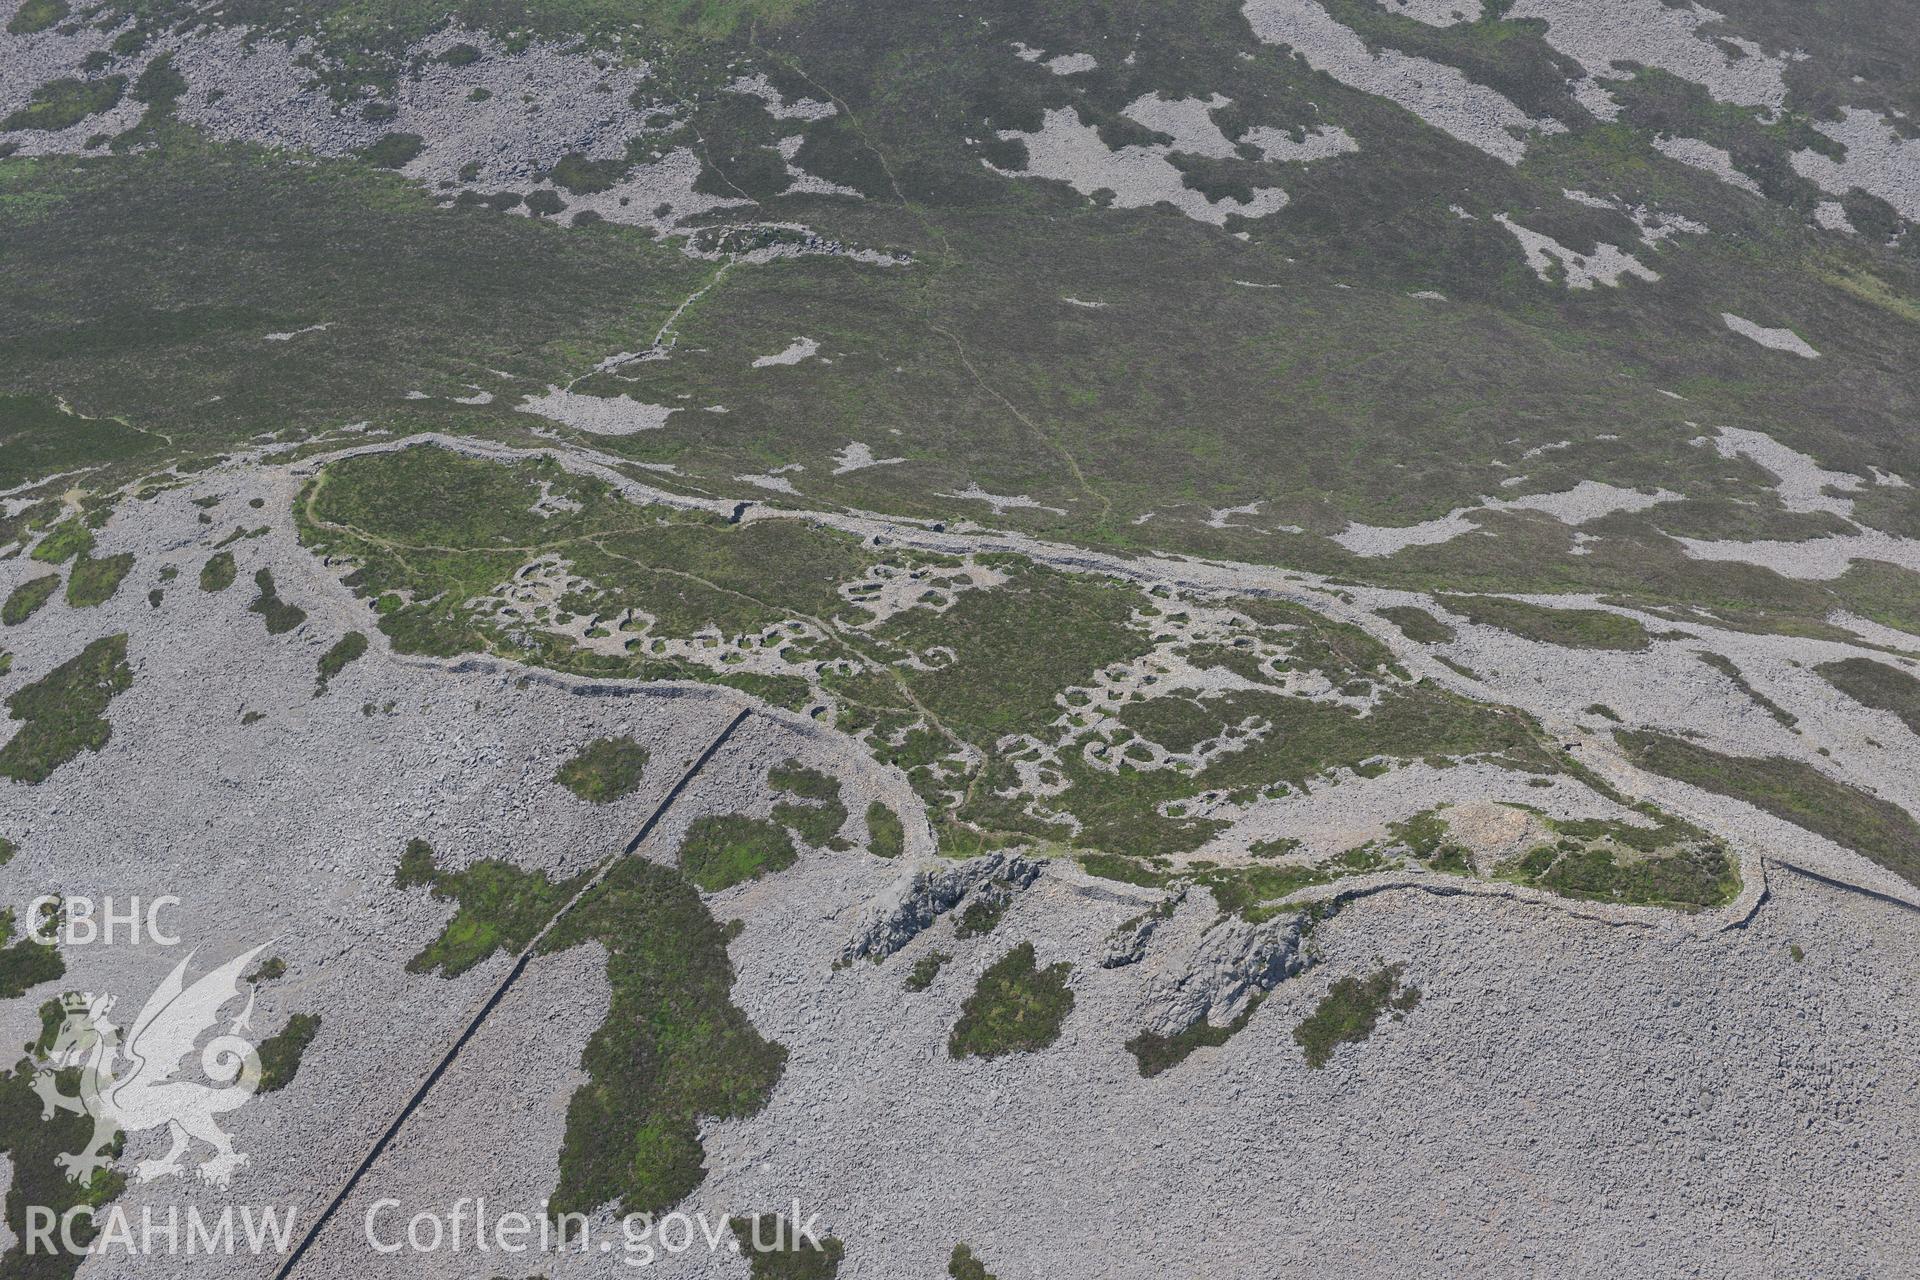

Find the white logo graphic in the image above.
[{"left": 34, "top": 943, "right": 273, "bottom": 1188}]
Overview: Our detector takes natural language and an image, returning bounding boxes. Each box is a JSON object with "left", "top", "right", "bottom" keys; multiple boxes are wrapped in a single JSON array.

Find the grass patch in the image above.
[
  {"left": 550, "top": 152, "right": 628, "bottom": 194},
  {"left": 1079, "top": 852, "right": 1175, "bottom": 888},
  {"left": 1618, "top": 730, "right": 1920, "bottom": 889},
  {"left": 30, "top": 519, "right": 92, "bottom": 565},
  {"left": 6, "top": 0, "right": 68, "bottom": 34},
  {"left": 0, "top": 1031, "right": 126, "bottom": 1279},
  {"left": 866, "top": 801, "right": 905, "bottom": 858},
  {"left": 402, "top": 841, "right": 785, "bottom": 1220},
  {"left": 64, "top": 552, "right": 132, "bottom": 608},
  {"left": 3, "top": 575, "right": 60, "bottom": 626},
  {"left": 360, "top": 132, "right": 424, "bottom": 169},
  {"left": 395, "top": 838, "right": 586, "bottom": 977},
  {"left": 1195, "top": 862, "right": 1330, "bottom": 916},
  {"left": 247, "top": 954, "right": 285, "bottom": 983},
  {"left": 1698, "top": 652, "right": 1797, "bottom": 729},
  {"left": 1504, "top": 808, "right": 1739, "bottom": 911},
  {"left": 295, "top": 447, "right": 1574, "bottom": 860},
  {"left": 1, "top": 395, "right": 152, "bottom": 494},
  {"left": 555, "top": 735, "right": 650, "bottom": 803},
  {"left": 1375, "top": 605, "right": 1454, "bottom": 643},
  {"left": 255, "top": 1013, "right": 319, "bottom": 1093},
  {"left": 677, "top": 814, "right": 796, "bottom": 891},
  {"left": 1126, "top": 997, "right": 1261, "bottom": 1078},
  {"left": 730, "top": 1216, "right": 845, "bottom": 1279},
  {"left": 248, "top": 567, "right": 306, "bottom": 633},
  {"left": 0, "top": 633, "right": 132, "bottom": 784},
  {"left": 543, "top": 859, "right": 786, "bottom": 1218},
  {"left": 0, "top": 905, "right": 64, "bottom": 998},
  {"left": 198, "top": 549, "right": 236, "bottom": 591},
  {"left": 1817, "top": 657, "right": 1920, "bottom": 736},
  {"left": 904, "top": 950, "right": 950, "bottom": 992},
  {"left": 212, "top": 524, "right": 266, "bottom": 549},
  {"left": 876, "top": 562, "right": 1143, "bottom": 742},
  {"left": 953, "top": 897, "right": 1006, "bottom": 938},
  {"left": 1439, "top": 595, "right": 1650, "bottom": 650},
  {"left": 1386, "top": 808, "right": 1473, "bottom": 874},
  {"left": 1293, "top": 963, "right": 1420, "bottom": 1069},
  {"left": 314, "top": 630, "right": 367, "bottom": 694},
  {"left": 1, "top": 77, "right": 125, "bottom": 132},
  {"left": 948, "top": 1243, "right": 998, "bottom": 1279},
  {"left": 770, "top": 759, "right": 849, "bottom": 849},
  {"left": 948, "top": 942, "right": 1074, "bottom": 1059}
]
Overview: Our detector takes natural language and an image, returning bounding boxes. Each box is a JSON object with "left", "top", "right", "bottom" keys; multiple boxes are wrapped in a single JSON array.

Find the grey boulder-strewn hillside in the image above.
[{"left": 2, "top": 0, "right": 1919, "bottom": 1276}]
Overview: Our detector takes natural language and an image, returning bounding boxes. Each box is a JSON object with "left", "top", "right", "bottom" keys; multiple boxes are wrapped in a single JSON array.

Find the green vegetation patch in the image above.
[
  {"left": 198, "top": 549, "right": 236, "bottom": 591},
  {"left": 1386, "top": 808, "right": 1473, "bottom": 874},
  {"left": 314, "top": 630, "right": 367, "bottom": 694},
  {"left": 1619, "top": 730, "right": 1920, "bottom": 888},
  {"left": 360, "top": 132, "right": 424, "bottom": 169},
  {"left": 550, "top": 152, "right": 628, "bottom": 194},
  {"left": 949, "top": 1243, "right": 998, "bottom": 1280},
  {"left": 301, "top": 445, "right": 862, "bottom": 670},
  {"left": 866, "top": 801, "right": 905, "bottom": 858},
  {"left": 770, "top": 759, "right": 849, "bottom": 849},
  {"left": 256, "top": 1012, "right": 320, "bottom": 1093},
  {"left": 954, "top": 895, "right": 1007, "bottom": 939},
  {"left": 1126, "top": 998, "right": 1262, "bottom": 1078},
  {"left": 1817, "top": 657, "right": 1920, "bottom": 736},
  {"left": 401, "top": 843, "right": 784, "bottom": 1220},
  {"left": 3, "top": 575, "right": 60, "bottom": 626},
  {"left": 299, "top": 447, "right": 1579, "bottom": 861},
  {"left": 1194, "top": 861, "right": 1333, "bottom": 918},
  {"left": 952, "top": 879, "right": 1029, "bottom": 937},
  {"left": 678, "top": 814, "right": 797, "bottom": 891},
  {"left": 7, "top": 0, "right": 68, "bottom": 34},
  {"left": 0, "top": 142, "right": 717, "bottom": 482},
  {"left": 1698, "top": 652, "right": 1797, "bottom": 729},
  {"left": 30, "top": 519, "right": 92, "bottom": 565},
  {"left": 247, "top": 567, "right": 306, "bottom": 633},
  {"left": 1090, "top": 679, "right": 1556, "bottom": 859},
  {"left": 904, "top": 950, "right": 950, "bottom": 992},
  {"left": 0, "top": 633, "right": 133, "bottom": 784},
  {"left": 395, "top": 838, "right": 585, "bottom": 977},
  {"left": 65, "top": 552, "right": 132, "bottom": 608},
  {"left": 212, "top": 524, "right": 266, "bottom": 549},
  {"left": 1438, "top": 595, "right": 1651, "bottom": 650},
  {"left": 1503, "top": 806, "right": 1738, "bottom": 911},
  {"left": 247, "top": 954, "right": 286, "bottom": 983},
  {"left": 555, "top": 735, "right": 649, "bottom": 803},
  {"left": 948, "top": 942, "right": 1074, "bottom": 1059},
  {"left": 1294, "top": 963, "right": 1421, "bottom": 1069},
  {"left": 1, "top": 76, "right": 125, "bottom": 132},
  {"left": 0, "top": 1017, "right": 127, "bottom": 1280},
  {"left": 543, "top": 859, "right": 786, "bottom": 1218},
  {"left": 730, "top": 1216, "right": 845, "bottom": 1279},
  {"left": 0, "top": 905, "right": 65, "bottom": 998},
  {"left": 876, "top": 563, "right": 1145, "bottom": 742},
  {"left": 1376, "top": 605, "right": 1455, "bottom": 644}
]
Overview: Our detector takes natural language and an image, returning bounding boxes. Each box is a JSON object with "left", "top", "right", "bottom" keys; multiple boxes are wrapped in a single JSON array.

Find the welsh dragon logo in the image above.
[{"left": 34, "top": 943, "right": 273, "bottom": 1188}]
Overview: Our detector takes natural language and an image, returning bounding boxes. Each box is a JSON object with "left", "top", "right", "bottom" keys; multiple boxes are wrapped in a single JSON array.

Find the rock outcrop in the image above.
[
  {"left": 839, "top": 851, "right": 1043, "bottom": 963},
  {"left": 1100, "top": 888, "right": 1186, "bottom": 968},
  {"left": 1145, "top": 909, "right": 1307, "bottom": 1035}
]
